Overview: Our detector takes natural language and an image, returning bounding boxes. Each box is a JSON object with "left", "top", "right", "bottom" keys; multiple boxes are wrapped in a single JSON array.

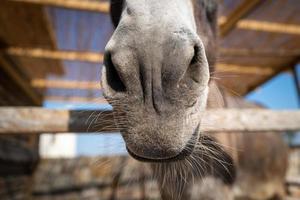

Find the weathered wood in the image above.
[
  {"left": 31, "top": 79, "right": 101, "bottom": 90},
  {"left": 5, "top": 47, "right": 287, "bottom": 77},
  {"left": 217, "top": 63, "right": 274, "bottom": 75},
  {"left": 0, "top": 108, "right": 299, "bottom": 134},
  {"left": 0, "top": 54, "right": 42, "bottom": 105},
  {"left": 0, "top": 1, "right": 64, "bottom": 77},
  {"left": 220, "top": 48, "right": 300, "bottom": 57},
  {"left": 220, "top": 15, "right": 300, "bottom": 35},
  {"left": 0, "top": 108, "right": 115, "bottom": 134},
  {"left": 46, "top": 96, "right": 107, "bottom": 104},
  {"left": 237, "top": 19, "right": 300, "bottom": 35},
  {"left": 246, "top": 59, "right": 300, "bottom": 95},
  {"left": 220, "top": 0, "right": 262, "bottom": 37},
  {"left": 5, "top": 47, "right": 103, "bottom": 63},
  {"left": 10, "top": 0, "right": 110, "bottom": 13}
]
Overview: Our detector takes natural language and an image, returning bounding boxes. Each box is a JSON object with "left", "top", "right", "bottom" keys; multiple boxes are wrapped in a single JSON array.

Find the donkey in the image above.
[{"left": 101, "top": 0, "right": 288, "bottom": 199}]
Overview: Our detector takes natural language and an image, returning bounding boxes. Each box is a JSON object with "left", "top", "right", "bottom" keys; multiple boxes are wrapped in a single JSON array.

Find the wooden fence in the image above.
[{"left": 0, "top": 108, "right": 300, "bottom": 134}]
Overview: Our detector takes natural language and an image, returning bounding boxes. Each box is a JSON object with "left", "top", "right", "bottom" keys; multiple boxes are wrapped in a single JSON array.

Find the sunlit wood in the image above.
[
  {"left": 45, "top": 96, "right": 107, "bottom": 104},
  {"left": 10, "top": 0, "right": 110, "bottom": 13},
  {"left": 220, "top": 48, "right": 300, "bottom": 57},
  {"left": 1, "top": 108, "right": 300, "bottom": 134},
  {"left": 31, "top": 79, "right": 101, "bottom": 90},
  {"left": 237, "top": 19, "right": 300, "bottom": 35},
  {"left": 6, "top": 47, "right": 103, "bottom": 63},
  {"left": 220, "top": 0, "right": 262, "bottom": 37},
  {"left": 217, "top": 63, "right": 275, "bottom": 75}
]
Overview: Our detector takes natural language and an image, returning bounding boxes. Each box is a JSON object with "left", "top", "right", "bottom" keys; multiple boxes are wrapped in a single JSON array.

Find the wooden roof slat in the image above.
[
  {"left": 31, "top": 79, "right": 101, "bottom": 90},
  {"left": 9, "top": 1, "right": 299, "bottom": 36},
  {"left": 0, "top": 1, "right": 64, "bottom": 100},
  {"left": 217, "top": 63, "right": 275, "bottom": 75},
  {"left": 31, "top": 60, "right": 275, "bottom": 91},
  {"left": 220, "top": 0, "right": 263, "bottom": 37},
  {"left": 46, "top": 96, "right": 107, "bottom": 104},
  {"left": 7, "top": 47, "right": 298, "bottom": 66},
  {"left": 5, "top": 47, "right": 103, "bottom": 63},
  {"left": 246, "top": 59, "right": 300, "bottom": 94},
  {"left": 237, "top": 19, "right": 300, "bottom": 35},
  {"left": 10, "top": 0, "right": 110, "bottom": 13},
  {"left": 220, "top": 48, "right": 300, "bottom": 57}
]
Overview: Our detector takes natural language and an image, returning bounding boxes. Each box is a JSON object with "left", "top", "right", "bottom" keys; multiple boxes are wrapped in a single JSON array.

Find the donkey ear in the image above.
[
  {"left": 110, "top": 0, "right": 124, "bottom": 27},
  {"left": 204, "top": 0, "right": 218, "bottom": 31}
]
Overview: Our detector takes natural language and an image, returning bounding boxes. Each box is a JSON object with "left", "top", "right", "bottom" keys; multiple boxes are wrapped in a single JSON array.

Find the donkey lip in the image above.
[{"left": 126, "top": 123, "right": 200, "bottom": 163}]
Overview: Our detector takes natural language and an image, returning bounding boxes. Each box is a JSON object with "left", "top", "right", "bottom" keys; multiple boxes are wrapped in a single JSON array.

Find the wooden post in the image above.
[{"left": 292, "top": 66, "right": 300, "bottom": 107}]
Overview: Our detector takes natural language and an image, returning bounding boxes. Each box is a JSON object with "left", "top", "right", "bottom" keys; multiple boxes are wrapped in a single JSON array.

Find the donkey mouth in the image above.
[{"left": 126, "top": 124, "right": 201, "bottom": 163}]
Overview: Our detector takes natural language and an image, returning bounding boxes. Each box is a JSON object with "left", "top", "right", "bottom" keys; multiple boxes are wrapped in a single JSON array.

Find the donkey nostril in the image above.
[
  {"left": 190, "top": 45, "right": 200, "bottom": 66},
  {"left": 104, "top": 52, "right": 126, "bottom": 92}
]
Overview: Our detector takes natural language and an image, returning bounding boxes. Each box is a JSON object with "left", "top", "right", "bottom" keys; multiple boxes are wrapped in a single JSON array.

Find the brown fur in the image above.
[{"left": 207, "top": 83, "right": 289, "bottom": 200}]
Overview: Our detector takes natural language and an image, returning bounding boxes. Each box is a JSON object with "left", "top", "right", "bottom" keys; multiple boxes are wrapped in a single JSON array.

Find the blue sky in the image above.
[
  {"left": 246, "top": 65, "right": 299, "bottom": 109},
  {"left": 44, "top": 65, "right": 300, "bottom": 155}
]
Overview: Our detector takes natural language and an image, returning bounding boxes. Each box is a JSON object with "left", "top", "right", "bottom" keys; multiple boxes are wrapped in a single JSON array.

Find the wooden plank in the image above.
[
  {"left": 0, "top": 108, "right": 300, "bottom": 134},
  {"left": 220, "top": 16, "right": 300, "bottom": 35},
  {"left": 7, "top": 47, "right": 300, "bottom": 64},
  {"left": 0, "top": 1, "right": 64, "bottom": 76},
  {"left": 5, "top": 47, "right": 103, "bottom": 63},
  {"left": 45, "top": 96, "right": 107, "bottom": 104},
  {"left": 220, "top": 0, "right": 262, "bottom": 37},
  {"left": 220, "top": 48, "right": 300, "bottom": 57},
  {"left": 246, "top": 59, "right": 300, "bottom": 95},
  {"left": 10, "top": 0, "right": 300, "bottom": 35},
  {"left": 217, "top": 63, "right": 274, "bottom": 75},
  {"left": 0, "top": 108, "right": 116, "bottom": 134},
  {"left": 237, "top": 19, "right": 300, "bottom": 35},
  {"left": 31, "top": 79, "right": 101, "bottom": 90},
  {"left": 10, "top": 0, "right": 110, "bottom": 13}
]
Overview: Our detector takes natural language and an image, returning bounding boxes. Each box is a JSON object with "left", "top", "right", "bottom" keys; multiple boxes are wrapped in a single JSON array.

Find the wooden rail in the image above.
[{"left": 0, "top": 108, "right": 299, "bottom": 134}]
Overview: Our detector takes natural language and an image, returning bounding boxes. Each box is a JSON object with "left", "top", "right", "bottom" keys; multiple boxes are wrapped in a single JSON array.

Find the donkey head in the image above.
[{"left": 102, "top": 0, "right": 218, "bottom": 162}]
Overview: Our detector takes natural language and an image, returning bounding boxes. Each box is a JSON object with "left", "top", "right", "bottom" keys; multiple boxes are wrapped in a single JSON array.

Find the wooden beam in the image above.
[
  {"left": 246, "top": 59, "right": 300, "bottom": 95},
  {"left": 220, "top": 48, "right": 300, "bottom": 57},
  {"left": 220, "top": 0, "right": 262, "bottom": 37},
  {"left": 45, "top": 96, "right": 107, "bottom": 104},
  {"left": 217, "top": 63, "right": 274, "bottom": 75},
  {"left": 220, "top": 16, "right": 300, "bottom": 35},
  {"left": 0, "top": 108, "right": 300, "bottom": 134},
  {"left": 31, "top": 79, "right": 101, "bottom": 90},
  {"left": 31, "top": 63, "right": 275, "bottom": 91},
  {"left": 292, "top": 66, "right": 300, "bottom": 107},
  {"left": 0, "top": 54, "right": 41, "bottom": 105},
  {"left": 5, "top": 47, "right": 103, "bottom": 63},
  {"left": 237, "top": 19, "right": 300, "bottom": 35},
  {"left": 9, "top": 0, "right": 110, "bottom": 13},
  {"left": 9, "top": 0, "right": 300, "bottom": 35},
  {"left": 6, "top": 47, "right": 297, "bottom": 70}
]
